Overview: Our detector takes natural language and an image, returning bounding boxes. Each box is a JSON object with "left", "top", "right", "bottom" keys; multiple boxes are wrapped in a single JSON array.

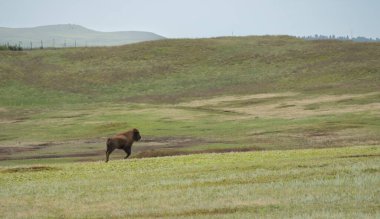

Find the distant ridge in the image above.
[{"left": 0, "top": 24, "right": 165, "bottom": 48}]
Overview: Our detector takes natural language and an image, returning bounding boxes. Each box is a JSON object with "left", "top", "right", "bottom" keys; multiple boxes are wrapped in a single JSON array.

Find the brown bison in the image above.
[{"left": 105, "top": 128, "right": 141, "bottom": 162}]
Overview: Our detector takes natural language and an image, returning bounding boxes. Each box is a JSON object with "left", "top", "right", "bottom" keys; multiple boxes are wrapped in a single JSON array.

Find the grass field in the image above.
[
  {"left": 1, "top": 36, "right": 379, "bottom": 105},
  {"left": 1, "top": 146, "right": 379, "bottom": 218},
  {"left": 0, "top": 36, "right": 379, "bottom": 218},
  {"left": 0, "top": 36, "right": 379, "bottom": 164},
  {"left": 0, "top": 91, "right": 379, "bottom": 165}
]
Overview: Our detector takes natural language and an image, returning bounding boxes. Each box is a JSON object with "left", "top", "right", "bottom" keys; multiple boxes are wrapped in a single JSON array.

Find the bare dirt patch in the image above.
[
  {"left": 20, "top": 151, "right": 104, "bottom": 160},
  {"left": 0, "top": 142, "right": 53, "bottom": 156},
  {"left": 0, "top": 140, "right": 98, "bottom": 161},
  {"left": 0, "top": 136, "right": 221, "bottom": 162}
]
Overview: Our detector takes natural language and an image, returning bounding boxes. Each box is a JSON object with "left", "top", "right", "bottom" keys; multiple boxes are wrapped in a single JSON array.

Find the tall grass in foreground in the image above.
[{"left": 1, "top": 146, "right": 379, "bottom": 218}]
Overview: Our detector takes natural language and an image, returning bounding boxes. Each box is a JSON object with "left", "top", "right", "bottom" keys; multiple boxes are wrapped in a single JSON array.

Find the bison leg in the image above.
[
  {"left": 106, "top": 147, "right": 115, "bottom": 163},
  {"left": 124, "top": 147, "right": 131, "bottom": 159}
]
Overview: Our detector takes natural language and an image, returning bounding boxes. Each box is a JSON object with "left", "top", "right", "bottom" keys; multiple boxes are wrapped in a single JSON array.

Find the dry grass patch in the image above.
[
  {"left": 186, "top": 92, "right": 380, "bottom": 119},
  {"left": 178, "top": 92, "right": 297, "bottom": 107}
]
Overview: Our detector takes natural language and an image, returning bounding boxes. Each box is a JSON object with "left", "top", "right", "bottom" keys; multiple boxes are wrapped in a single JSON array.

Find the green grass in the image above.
[
  {"left": 1, "top": 146, "right": 379, "bottom": 218},
  {"left": 0, "top": 94, "right": 379, "bottom": 164},
  {"left": 1, "top": 36, "right": 379, "bottom": 106},
  {"left": 0, "top": 82, "right": 89, "bottom": 106},
  {"left": 0, "top": 36, "right": 379, "bottom": 164},
  {"left": 0, "top": 37, "right": 379, "bottom": 218}
]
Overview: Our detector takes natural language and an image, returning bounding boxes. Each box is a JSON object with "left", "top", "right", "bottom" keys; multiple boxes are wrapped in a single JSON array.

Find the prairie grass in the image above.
[
  {"left": 0, "top": 35, "right": 379, "bottom": 218},
  {"left": 1, "top": 36, "right": 379, "bottom": 106},
  {"left": 0, "top": 36, "right": 379, "bottom": 164},
  {"left": 0, "top": 146, "right": 379, "bottom": 218},
  {"left": 0, "top": 91, "right": 379, "bottom": 164}
]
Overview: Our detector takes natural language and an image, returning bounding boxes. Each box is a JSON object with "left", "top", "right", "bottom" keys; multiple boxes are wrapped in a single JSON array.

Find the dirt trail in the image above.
[{"left": 0, "top": 136, "right": 222, "bottom": 161}]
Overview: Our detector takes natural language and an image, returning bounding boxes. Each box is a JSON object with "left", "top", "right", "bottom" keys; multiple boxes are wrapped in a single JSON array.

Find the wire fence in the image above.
[{"left": 0, "top": 39, "right": 92, "bottom": 50}]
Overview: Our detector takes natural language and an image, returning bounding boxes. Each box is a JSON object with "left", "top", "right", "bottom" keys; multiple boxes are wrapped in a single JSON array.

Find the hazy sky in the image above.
[{"left": 1, "top": 0, "right": 379, "bottom": 38}]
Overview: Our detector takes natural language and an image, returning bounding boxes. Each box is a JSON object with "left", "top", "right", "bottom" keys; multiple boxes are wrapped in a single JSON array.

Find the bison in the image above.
[{"left": 105, "top": 128, "right": 141, "bottom": 162}]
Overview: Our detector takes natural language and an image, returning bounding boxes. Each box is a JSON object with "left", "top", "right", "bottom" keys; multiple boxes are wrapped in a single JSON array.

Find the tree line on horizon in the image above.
[{"left": 298, "top": 34, "right": 380, "bottom": 42}]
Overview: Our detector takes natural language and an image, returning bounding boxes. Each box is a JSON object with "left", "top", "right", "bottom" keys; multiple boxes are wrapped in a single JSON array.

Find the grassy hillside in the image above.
[
  {"left": 0, "top": 36, "right": 379, "bottom": 164},
  {"left": 1, "top": 36, "right": 379, "bottom": 104},
  {"left": 0, "top": 24, "right": 165, "bottom": 48},
  {"left": 1, "top": 146, "right": 379, "bottom": 218}
]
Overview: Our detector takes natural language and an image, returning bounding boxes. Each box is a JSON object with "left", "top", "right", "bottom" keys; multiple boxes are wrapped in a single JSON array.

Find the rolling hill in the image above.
[
  {"left": 0, "top": 24, "right": 165, "bottom": 48},
  {"left": 0, "top": 36, "right": 379, "bottom": 219},
  {"left": 0, "top": 36, "right": 379, "bottom": 163},
  {"left": 0, "top": 36, "right": 379, "bottom": 104}
]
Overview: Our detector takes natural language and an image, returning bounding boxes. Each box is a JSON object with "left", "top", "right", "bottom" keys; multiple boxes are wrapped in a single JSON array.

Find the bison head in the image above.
[{"left": 133, "top": 128, "right": 141, "bottom": 141}]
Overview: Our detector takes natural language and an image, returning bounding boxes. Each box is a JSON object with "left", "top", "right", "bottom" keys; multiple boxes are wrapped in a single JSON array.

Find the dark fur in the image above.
[{"left": 105, "top": 128, "right": 141, "bottom": 162}]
